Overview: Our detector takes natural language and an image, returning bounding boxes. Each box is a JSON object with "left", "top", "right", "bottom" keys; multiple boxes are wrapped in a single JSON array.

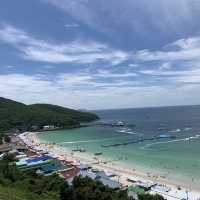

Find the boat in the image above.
[
  {"left": 91, "top": 168, "right": 100, "bottom": 173},
  {"left": 158, "top": 127, "right": 170, "bottom": 131},
  {"left": 112, "top": 121, "right": 125, "bottom": 127},
  {"left": 72, "top": 147, "right": 86, "bottom": 152},
  {"left": 169, "top": 129, "right": 181, "bottom": 133},
  {"left": 80, "top": 148, "right": 86, "bottom": 152},
  {"left": 94, "top": 152, "right": 103, "bottom": 156}
]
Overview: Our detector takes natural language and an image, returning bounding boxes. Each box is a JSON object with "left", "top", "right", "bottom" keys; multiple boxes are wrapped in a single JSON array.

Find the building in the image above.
[
  {"left": 0, "top": 144, "right": 12, "bottom": 153},
  {"left": 16, "top": 155, "right": 55, "bottom": 171},
  {"left": 77, "top": 164, "right": 91, "bottom": 170},
  {"left": 15, "top": 144, "right": 28, "bottom": 152},
  {"left": 43, "top": 125, "right": 55, "bottom": 130},
  {"left": 135, "top": 181, "right": 156, "bottom": 191},
  {"left": 79, "top": 170, "right": 97, "bottom": 180},
  {"left": 78, "top": 169, "right": 122, "bottom": 189},
  {"left": 95, "top": 176, "right": 122, "bottom": 189}
]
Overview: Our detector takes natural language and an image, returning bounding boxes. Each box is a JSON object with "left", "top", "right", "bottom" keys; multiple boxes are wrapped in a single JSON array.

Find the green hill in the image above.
[{"left": 0, "top": 97, "right": 99, "bottom": 132}]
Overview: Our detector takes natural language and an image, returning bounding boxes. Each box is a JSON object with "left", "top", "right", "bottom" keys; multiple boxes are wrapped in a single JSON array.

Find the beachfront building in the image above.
[
  {"left": 78, "top": 169, "right": 122, "bottom": 189},
  {"left": 15, "top": 144, "right": 28, "bottom": 152},
  {"left": 59, "top": 167, "right": 80, "bottom": 180},
  {"left": 96, "top": 176, "right": 122, "bottom": 189},
  {"left": 16, "top": 155, "right": 55, "bottom": 171},
  {"left": 79, "top": 170, "right": 97, "bottom": 180},
  {"left": 77, "top": 164, "right": 91, "bottom": 171},
  {"left": 43, "top": 125, "right": 55, "bottom": 130},
  {"left": 135, "top": 180, "right": 156, "bottom": 191}
]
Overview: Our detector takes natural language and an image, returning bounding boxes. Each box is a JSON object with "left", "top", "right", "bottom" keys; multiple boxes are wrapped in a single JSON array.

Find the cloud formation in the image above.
[
  {"left": 1, "top": 23, "right": 200, "bottom": 67},
  {"left": 1, "top": 72, "right": 200, "bottom": 109},
  {"left": 135, "top": 37, "right": 200, "bottom": 62},
  {"left": 44, "top": 0, "right": 200, "bottom": 49},
  {"left": 0, "top": 24, "right": 128, "bottom": 65},
  {"left": 1, "top": 0, "right": 200, "bottom": 109},
  {"left": 1, "top": 23, "right": 200, "bottom": 109}
]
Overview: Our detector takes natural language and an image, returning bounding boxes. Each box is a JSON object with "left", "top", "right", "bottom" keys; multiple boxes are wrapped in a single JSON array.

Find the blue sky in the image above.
[{"left": 1, "top": 0, "right": 200, "bottom": 109}]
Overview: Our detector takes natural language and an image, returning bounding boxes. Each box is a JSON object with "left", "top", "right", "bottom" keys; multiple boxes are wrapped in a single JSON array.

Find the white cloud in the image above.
[
  {"left": 95, "top": 69, "right": 137, "bottom": 78},
  {"left": 3, "top": 65, "right": 15, "bottom": 69},
  {"left": 159, "top": 62, "right": 172, "bottom": 70},
  {"left": 128, "top": 63, "right": 138, "bottom": 68},
  {"left": 140, "top": 68, "right": 200, "bottom": 77},
  {"left": 44, "top": 0, "right": 200, "bottom": 39},
  {"left": 134, "top": 37, "right": 200, "bottom": 62},
  {"left": 0, "top": 24, "right": 128, "bottom": 65},
  {"left": 1, "top": 72, "right": 200, "bottom": 109},
  {"left": 1, "top": 24, "right": 200, "bottom": 68},
  {"left": 43, "top": 65, "right": 55, "bottom": 69},
  {"left": 57, "top": 72, "right": 139, "bottom": 89},
  {"left": 140, "top": 68, "right": 200, "bottom": 86},
  {"left": 65, "top": 23, "right": 80, "bottom": 28}
]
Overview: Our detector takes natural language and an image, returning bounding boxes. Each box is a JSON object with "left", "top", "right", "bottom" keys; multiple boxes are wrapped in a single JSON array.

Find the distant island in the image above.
[{"left": 0, "top": 97, "right": 99, "bottom": 132}]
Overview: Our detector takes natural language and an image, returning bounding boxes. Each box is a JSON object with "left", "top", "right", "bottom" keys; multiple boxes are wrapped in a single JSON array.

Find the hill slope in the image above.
[{"left": 0, "top": 97, "right": 99, "bottom": 132}]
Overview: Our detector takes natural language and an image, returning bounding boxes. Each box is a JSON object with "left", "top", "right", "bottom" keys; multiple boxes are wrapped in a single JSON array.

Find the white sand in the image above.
[{"left": 21, "top": 132, "right": 200, "bottom": 200}]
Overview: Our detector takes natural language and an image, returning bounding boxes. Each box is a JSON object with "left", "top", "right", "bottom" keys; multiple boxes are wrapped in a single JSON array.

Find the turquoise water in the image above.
[{"left": 38, "top": 106, "right": 200, "bottom": 187}]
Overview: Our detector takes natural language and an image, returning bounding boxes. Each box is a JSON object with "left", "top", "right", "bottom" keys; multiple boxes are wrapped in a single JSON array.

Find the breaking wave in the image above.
[{"left": 58, "top": 136, "right": 128, "bottom": 145}]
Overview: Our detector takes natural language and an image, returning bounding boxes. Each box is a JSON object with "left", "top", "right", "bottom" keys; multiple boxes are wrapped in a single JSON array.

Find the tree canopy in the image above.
[{"left": 0, "top": 97, "right": 99, "bottom": 132}]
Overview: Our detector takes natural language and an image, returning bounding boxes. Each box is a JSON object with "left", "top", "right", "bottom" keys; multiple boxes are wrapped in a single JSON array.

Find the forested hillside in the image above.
[{"left": 0, "top": 97, "right": 98, "bottom": 132}]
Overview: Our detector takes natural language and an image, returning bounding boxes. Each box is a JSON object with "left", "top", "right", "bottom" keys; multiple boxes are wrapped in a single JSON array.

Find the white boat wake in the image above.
[
  {"left": 141, "top": 134, "right": 200, "bottom": 150},
  {"left": 58, "top": 136, "right": 129, "bottom": 145},
  {"left": 116, "top": 128, "right": 137, "bottom": 135}
]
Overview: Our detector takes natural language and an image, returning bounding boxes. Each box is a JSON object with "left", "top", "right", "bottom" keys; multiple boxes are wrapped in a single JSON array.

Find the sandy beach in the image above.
[{"left": 22, "top": 131, "right": 200, "bottom": 200}]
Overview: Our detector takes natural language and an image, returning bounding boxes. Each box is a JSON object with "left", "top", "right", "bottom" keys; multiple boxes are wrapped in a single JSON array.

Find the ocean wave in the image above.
[
  {"left": 116, "top": 128, "right": 137, "bottom": 135},
  {"left": 168, "top": 129, "right": 181, "bottom": 133},
  {"left": 141, "top": 134, "right": 200, "bottom": 150},
  {"left": 168, "top": 127, "right": 193, "bottom": 133},
  {"left": 183, "top": 127, "right": 192, "bottom": 131},
  {"left": 58, "top": 136, "right": 126, "bottom": 145}
]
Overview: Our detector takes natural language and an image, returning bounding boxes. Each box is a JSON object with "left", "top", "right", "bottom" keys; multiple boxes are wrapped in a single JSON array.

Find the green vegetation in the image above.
[
  {"left": 0, "top": 97, "right": 99, "bottom": 132},
  {"left": 0, "top": 155, "right": 65, "bottom": 200},
  {"left": 128, "top": 185, "right": 145, "bottom": 194},
  {"left": 61, "top": 176, "right": 129, "bottom": 200},
  {"left": 0, "top": 155, "right": 165, "bottom": 200}
]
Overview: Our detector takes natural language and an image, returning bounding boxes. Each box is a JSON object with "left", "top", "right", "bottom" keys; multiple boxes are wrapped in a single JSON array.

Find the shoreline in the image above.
[{"left": 22, "top": 131, "right": 200, "bottom": 199}]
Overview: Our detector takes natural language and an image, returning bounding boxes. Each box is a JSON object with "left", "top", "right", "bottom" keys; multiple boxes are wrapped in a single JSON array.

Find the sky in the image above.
[{"left": 1, "top": 0, "right": 200, "bottom": 110}]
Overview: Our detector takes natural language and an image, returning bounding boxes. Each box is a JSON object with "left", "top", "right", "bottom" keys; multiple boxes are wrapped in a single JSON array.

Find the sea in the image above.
[{"left": 38, "top": 105, "right": 200, "bottom": 188}]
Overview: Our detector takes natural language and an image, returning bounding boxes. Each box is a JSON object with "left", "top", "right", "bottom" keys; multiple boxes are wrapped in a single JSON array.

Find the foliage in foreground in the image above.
[
  {"left": 0, "top": 155, "right": 165, "bottom": 200},
  {"left": 0, "top": 133, "right": 11, "bottom": 144}
]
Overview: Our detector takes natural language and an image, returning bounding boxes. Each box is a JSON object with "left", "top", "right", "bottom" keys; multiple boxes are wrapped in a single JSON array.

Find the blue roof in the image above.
[
  {"left": 16, "top": 156, "right": 54, "bottom": 169},
  {"left": 27, "top": 156, "right": 52, "bottom": 163}
]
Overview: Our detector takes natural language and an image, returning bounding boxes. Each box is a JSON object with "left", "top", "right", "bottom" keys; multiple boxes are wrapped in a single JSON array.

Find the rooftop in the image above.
[{"left": 96, "top": 176, "right": 122, "bottom": 189}]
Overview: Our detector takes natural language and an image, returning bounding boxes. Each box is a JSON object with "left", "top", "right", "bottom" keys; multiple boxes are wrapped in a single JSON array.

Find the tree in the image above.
[{"left": 138, "top": 193, "right": 165, "bottom": 200}]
